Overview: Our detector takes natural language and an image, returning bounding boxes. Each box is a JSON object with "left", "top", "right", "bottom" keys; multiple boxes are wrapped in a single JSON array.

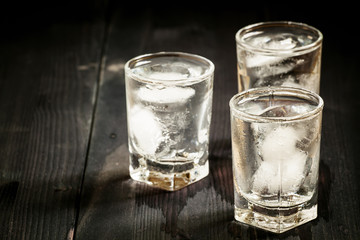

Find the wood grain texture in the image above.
[
  {"left": 0, "top": 11, "right": 106, "bottom": 239},
  {"left": 1, "top": 2, "right": 359, "bottom": 239},
  {"left": 75, "top": 4, "right": 360, "bottom": 240}
]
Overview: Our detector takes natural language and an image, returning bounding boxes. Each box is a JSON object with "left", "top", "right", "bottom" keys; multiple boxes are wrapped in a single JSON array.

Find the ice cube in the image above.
[
  {"left": 246, "top": 33, "right": 302, "bottom": 51},
  {"left": 262, "top": 34, "right": 298, "bottom": 50},
  {"left": 260, "top": 126, "right": 302, "bottom": 163},
  {"left": 134, "top": 60, "right": 205, "bottom": 81},
  {"left": 296, "top": 73, "right": 320, "bottom": 93},
  {"left": 148, "top": 69, "right": 190, "bottom": 80},
  {"left": 281, "top": 150, "right": 306, "bottom": 193},
  {"left": 252, "top": 152, "right": 306, "bottom": 195},
  {"left": 138, "top": 86, "right": 195, "bottom": 105},
  {"left": 246, "top": 55, "right": 284, "bottom": 68},
  {"left": 239, "top": 100, "right": 267, "bottom": 115},
  {"left": 252, "top": 126, "right": 307, "bottom": 194},
  {"left": 247, "top": 55, "right": 304, "bottom": 79},
  {"left": 252, "top": 161, "right": 279, "bottom": 194},
  {"left": 130, "top": 106, "right": 164, "bottom": 155},
  {"left": 279, "top": 73, "right": 319, "bottom": 93}
]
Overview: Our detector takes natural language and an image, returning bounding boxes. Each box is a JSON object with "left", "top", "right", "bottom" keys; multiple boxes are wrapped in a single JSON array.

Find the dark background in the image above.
[{"left": 1, "top": 1, "right": 359, "bottom": 239}]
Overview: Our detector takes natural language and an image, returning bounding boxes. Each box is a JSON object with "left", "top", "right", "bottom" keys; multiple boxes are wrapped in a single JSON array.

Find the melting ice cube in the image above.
[
  {"left": 147, "top": 68, "right": 190, "bottom": 80},
  {"left": 246, "top": 55, "right": 284, "bottom": 68},
  {"left": 247, "top": 55, "right": 303, "bottom": 79},
  {"left": 260, "top": 126, "right": 303, "bottom": 163},
  {"left": 244, "top": 30, "right": 311, "bottom": 71},
  {"left": 246, "top": 32, "right": 305, "bottom": 51},
  {"left": 252, "top": 126, "right": 307, "bottom": 195},
  {"left": 133, "top": 59, "right": 205, "bottom": 81},
  {"left": 252, "top": 161, "right": 279, "bottom": 194},
  {"left": 138, "top": 86, "right": 195, "bottom": 105},
  {"left": 130, "top": 106, "right": 164, "bottom": 155}
]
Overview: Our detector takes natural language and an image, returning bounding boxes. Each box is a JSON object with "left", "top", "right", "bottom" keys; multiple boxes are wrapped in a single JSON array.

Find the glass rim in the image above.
[
  {"left": 124, "top": 51, "right": 215, "bottom": 85},
  {"left": 229, "top": 87, "right": 324, "bottom": 123},
  {"left": 235, "top": 21, "right": 323, "bottom": 56}
]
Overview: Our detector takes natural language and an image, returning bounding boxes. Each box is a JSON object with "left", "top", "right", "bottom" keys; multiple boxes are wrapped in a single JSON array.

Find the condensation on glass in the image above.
[
  {"left": 236, "top": 21, "right": 323, "bottom": 93},
  {"left": 229, "top": 87, "right": 324, "bottom": 233}
]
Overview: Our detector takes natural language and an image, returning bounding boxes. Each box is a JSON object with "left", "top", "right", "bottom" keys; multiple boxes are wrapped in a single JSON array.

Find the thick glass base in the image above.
[
  {"left": 234, "top": 201, "right": 317, "bottom": 233},
  {"left": 129, "top": 155, "right": 209, "bottom": 191}
]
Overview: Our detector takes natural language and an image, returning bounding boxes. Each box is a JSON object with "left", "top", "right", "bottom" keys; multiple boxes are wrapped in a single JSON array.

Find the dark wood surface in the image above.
[{"left": 1, "top": 2, "right": 359, "bottom": 239}]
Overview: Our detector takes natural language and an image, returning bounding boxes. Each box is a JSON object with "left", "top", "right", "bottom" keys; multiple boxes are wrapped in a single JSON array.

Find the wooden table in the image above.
[{"left": 1, "top": 2, "right": 359, "bottom": 239}]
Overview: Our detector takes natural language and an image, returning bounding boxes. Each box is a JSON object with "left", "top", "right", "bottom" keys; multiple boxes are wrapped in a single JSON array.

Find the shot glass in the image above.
[
  {"left": 229, "top": 87, "right": 324, "bottom": 233},
  {"left": 125, "top": 52, "right": 214, "bottom": 191},
  {"left": 235, "top": 21, "right": 323, "bottom": 93}
]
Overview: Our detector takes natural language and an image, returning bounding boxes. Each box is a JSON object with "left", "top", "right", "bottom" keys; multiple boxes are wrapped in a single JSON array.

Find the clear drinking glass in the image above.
[
  {"left": 229, "top": 87, "right": 324, "bottom": 233},
  {"left": 235, "top": 21, "right": 323, "bottom": 93},
  {"left": 125, "top": 52, "right": 214, "bottom": 191}
]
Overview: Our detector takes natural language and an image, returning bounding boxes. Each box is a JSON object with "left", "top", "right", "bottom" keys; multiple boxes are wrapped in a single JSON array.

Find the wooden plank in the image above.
[
  {"left": 75, "top": 7, "right": 254, "bottom": 240},
  {"left": 76, "top": 5, "right": 360, "bottom": 240},
  {"left": 74, "top": 8, "right": 156, "bottom": 239},
  {"left": 0, "top": 13, "right": 106, "bottom": 240}
]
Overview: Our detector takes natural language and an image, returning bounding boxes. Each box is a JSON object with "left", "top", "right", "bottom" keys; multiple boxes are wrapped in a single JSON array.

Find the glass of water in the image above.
[
  {"left": 229, "top": 87, "right": 324, "bottom": 233},
  {"left": 235, "top": 21, "right": 323, "bottom": 93},
  {"left": 125, "top": 52, "right": 214, "bottom": 191}
]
